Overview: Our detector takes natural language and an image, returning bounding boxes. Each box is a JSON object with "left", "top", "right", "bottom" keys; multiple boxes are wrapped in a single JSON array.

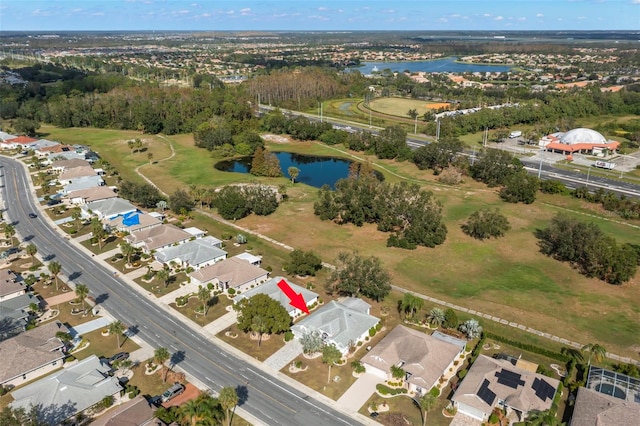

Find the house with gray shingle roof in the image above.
[
  {"left": 570, "top": 386, "right": 640, "bottom": 426},
  {"left": 62, "top": 175, "right": 105, "bottom": 195},
  {"left": 292, "top": 299, "right": 379, "bottom": 355},
  {"left": 10, "top": 354, "right": 123, "bottom": 425},
  {"left": 451, "top": 355, "right": 560, "bottom": 423},
  {"left": 361, "top": 325, "right": 465, "bottom": 395},
  {"left": 0, "top": 321, "right": 68, "bottom": 387},
  {"left": 189, "top": 256, "right": 269, "bottom": 291},
  {"left": 155, "top": 236, "right": 227, "bottom": 270},
  {"left": 81, "top": 198, "right": 137, "bottom": 220},
  {"left": 124, "top": 224, "right": 192, "bottom": 253},
  {"left": 235, "top": 276, "right": 318, "bottom": 318}
]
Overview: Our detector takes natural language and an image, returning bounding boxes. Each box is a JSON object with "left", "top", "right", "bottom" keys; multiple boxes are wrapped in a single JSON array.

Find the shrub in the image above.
[
  {"left": 369, "top": 327, "right": 376, "bottom": 337},
  {"left": 228, "top": 288, "right": 236, "bottom": 295},
  {"left": 375, "top": 322, "right": 382, "bottom": 331},
  {"left": 458, "top": 369, "right": 467, "bottom": 379},
  {"left": 295, "top": 360, "right": 302, "bottom": 369},
  {"left": 483, "top": 332, "right": 568, "bottom": 362},
  {"left": 207, "top": 283, "right": 214, "bottom": 290},
  {"left": 68, "top": 229, "right": 77, "bottom": 235},
  {"left": 488, "top": 413, "right": 499, "bottom": 424},
  {"left": 284, "top": 331, "right": 294, "bottom": 342},
  {"left": 65, "top": 355, "right": 76, "bottom": 362},
  {"left": 429, "top": 387, "right": 440, "bottom": 397},
  {"left": 376, "top": 384, "right": 407, "bottom": 395}
]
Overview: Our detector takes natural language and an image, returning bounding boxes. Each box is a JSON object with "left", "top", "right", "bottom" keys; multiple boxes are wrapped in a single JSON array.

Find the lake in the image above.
[
  {"left": 353, "top": 57, "right": 512, "bottom": 74},
  {"left": 215, "top": 152, "right": 354, "bottom": 189}
]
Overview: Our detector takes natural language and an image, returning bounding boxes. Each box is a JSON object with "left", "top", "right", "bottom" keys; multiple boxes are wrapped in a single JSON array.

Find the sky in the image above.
[{"left": 0, "top": 0, "right": 639, "bottom": 32}]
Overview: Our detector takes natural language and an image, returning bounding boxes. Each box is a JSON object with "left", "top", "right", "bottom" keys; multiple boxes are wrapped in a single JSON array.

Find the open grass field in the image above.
[
  {"left": 369, "top": 97, "right": 450, "bottom": 118},
  {"left": 47, "top": 126, "right": 640, "bottom": 361}
]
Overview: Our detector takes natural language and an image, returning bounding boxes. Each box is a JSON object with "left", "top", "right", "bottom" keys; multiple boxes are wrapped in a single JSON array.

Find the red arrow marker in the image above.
[{"left": 277, "top": 279, "right": 310, "bottom": 314}]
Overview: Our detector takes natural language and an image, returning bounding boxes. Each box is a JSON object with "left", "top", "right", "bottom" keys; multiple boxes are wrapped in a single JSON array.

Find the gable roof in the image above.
[
  {"left": 452, "top": 355, "right": 560, "bottom": 416},
  {"left": 339, "top": 297, "right": 371, "bottom": 314},
  {"left": 51, "top": 158, "right": 92, "bottom": 170},
  {"left": 5, "top": 136, "right": 37, "bottom": 145},
  {"left": 63, "top": 175, "right": 105, "bottom": 194},
  {"left": 124, "top": 224, "right": 192, "bottom": 251},
  {"left": 0, "top": 321, "right": 68, "bottom": 383},
  {"left": 292, "top": 300, "right": 379, "bottom": 350},
  {"left": 570, "top": 386, "right": 640, "bottom": 426},
  {"left": 361, "top": 325, "right": 464, "bottom": 390},
  {"left": 90, "top": 395, "right": 164, "bottom": 426},
  {"left": 235, "top": 276, "right": 318, "bottom": 314},
  {"left": 10, "top": 355, "right": 122, "bottom": 424},
  {"left": 155, "top": 237, "right": 227, "bottom": 266},
  {"left": 189, "top": 256, "right": 269, "bottom": 287},
  {"left": 0, "top": 269, "right": 22, "bottom": 298}
]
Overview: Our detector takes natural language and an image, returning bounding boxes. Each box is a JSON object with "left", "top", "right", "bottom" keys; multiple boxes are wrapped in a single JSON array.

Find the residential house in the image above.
[
  {"left": 124, "top": 224, "right": 192, "bottom": 253},
  {"left": 81, "top": 198, "right": 137, "bottom": 220},
  {"left": 62, "top": 175, "right": 105, "bottom": 195},
  {"left": 570, "top": 386, "right": 640, "bottom": 426},
  {"left": 2, "top": 136, "right": 38, "bottom": 150},
  {"left": 106, "top": 212, "right": 162, "bottom": 234},
  {"left": 235, "top": 276, "right": 318, "bottom": 318},
  {"left": 361, "top": 326, "right": 466, "bottom": 395},
  {"left": 0, "top": 131, "right": 17, "bottom": 143},
  {"left": 451, "top": 355, "right": 560, "bottom": 423},
  {"left": 58, "top": 166, "right": 98, "bottom": 185},
  {"left": 155, "top": 236, "right": 227, "bottom": 270},
  {"left": 291, "top": 299, "right": 380, "bottom": 355},
  {"left": 190, "top": 256, "right": 269, "bottom": 292},
  {"left": 0, "top": 269, "right": 24, "bottom": 302},
  {"left": 90, "top": 395, "right": 167, "bottom": 426},
  {"left": 35, "top": 142, "right": 74, "bottom": 158},
  {"left": 182, "top": 227, "right": 209, "bottom": 240},
  {"left": 65, "top": 186, "right": 118, "bottom": 205},
  {"left": 0, "top": 321, "right": 68, "bottom": 387},
  {"left": 10, "top": 354, "right": 123, "bottom": 425},
  {"left": 51, "top": 159, "right": 92, "bottom": 174}
]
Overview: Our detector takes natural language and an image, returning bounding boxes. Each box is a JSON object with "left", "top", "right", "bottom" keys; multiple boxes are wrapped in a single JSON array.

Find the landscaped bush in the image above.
[
  {"left": 369, "top": 327, "right": 376, "bottom": 337},
  {"left": 228, "top": 288, "right": 236, "bottom": 295},
  {"left": 65, "top": 355, "right": 76, "bottom": 362},
  {"left": 295, "top": 360, "right": 303, "bottom": 369},
  {"left": 429, "top": 387, "right": 440, "bottom": 397},
  {"left": 457, "top": 369, "right": 467, "bottom": 379},
  {"left": 488, "top": 413, "right": 499, "bottom": 424},
  {"left": 376, "top": 384, "right": 407, "bottom": 395},
  {"left": 284, "top": 331, "right": 294, "bottom": 342},
  {"left": 483, "top": 332, "right": 568, "bottom": 362}
]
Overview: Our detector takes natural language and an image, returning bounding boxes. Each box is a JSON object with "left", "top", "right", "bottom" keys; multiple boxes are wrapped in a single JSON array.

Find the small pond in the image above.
[{"left": 215, "top": 152, "right": 359, "bottom": 189}]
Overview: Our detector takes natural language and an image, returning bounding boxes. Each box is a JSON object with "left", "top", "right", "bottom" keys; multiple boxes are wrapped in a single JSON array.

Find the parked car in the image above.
[
  {"left": 46, "top": 199, "right": 61, "bottom": 206},
  {"left": 28, "top": 213, "right": 37, "bottom": 219},
  {"left": 161, "top": 383, "right": 185, "bottom": 403},
  {"left": 109, "top": 352, "right": 129, "bottom": 364},
  {"left": 370, "top": 412, "right": 379, "bottom": 418}
]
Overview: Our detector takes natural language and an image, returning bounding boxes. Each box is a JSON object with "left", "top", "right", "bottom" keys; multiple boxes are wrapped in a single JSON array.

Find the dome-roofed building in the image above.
[{"left": 540, "top": 128, "right": 619, "bottom": 156}]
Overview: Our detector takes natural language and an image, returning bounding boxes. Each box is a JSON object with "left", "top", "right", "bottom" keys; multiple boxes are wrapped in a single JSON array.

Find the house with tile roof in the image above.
[
  {"left": 235, "top": 276, "right": 318, "bottom": 318},
  {"left": 189, "top": 256, "right": 269, "bottom": 291},
  {"left": 91, "top": 395, "right": 167, "bottom": 426},
  {"left": 0, "top": 321, "right": 68, "bottom": 387},
  {"left": 451, "top": 355, "right": 560, "bottom": 423},
  {"left": 10, "top": 354, "right": 122, "bottom": 425},
  {"left": 155, "top": 236, "right": 227, "bottom": 270},
  {"left": 361, "top": 325, "right": 466, "bottom": 395},
  {"left": 124, "top": 224, "right": 192, "bottom": 253},
  {"left": 106, "top": 212, "right": 162, "bottom": 234},
  {"left": 58, "top": 166, "right": 98, "bottom": 185},
  {"left": 51, "top": 159, "right": 92, "bottom": 174},
  {"left": 291, "top": 299, "right": 379, "bottom": 355}
]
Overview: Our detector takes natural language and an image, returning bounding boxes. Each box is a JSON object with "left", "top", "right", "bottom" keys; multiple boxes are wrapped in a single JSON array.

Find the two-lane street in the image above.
[{"left": 0, "top": 157, "right": 360, "bottom": 426}]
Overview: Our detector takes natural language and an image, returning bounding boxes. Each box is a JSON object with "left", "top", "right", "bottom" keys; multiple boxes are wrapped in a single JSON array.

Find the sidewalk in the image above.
[
  {"left": 201, "top": 310, "right": 238, "bottom": 335},
  {"left": 157, "top": 281, "right": 200, "bottom": 304},
  {"left": 337, "top": 373, "right": 380, "bottom": 413},
  {"left": 263, "top": 340, "right": 303, "bottom": 371}
]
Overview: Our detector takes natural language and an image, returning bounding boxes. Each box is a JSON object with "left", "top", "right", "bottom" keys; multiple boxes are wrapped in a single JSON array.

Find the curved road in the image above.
[{"left": 0, "top": 157, "right": 359, "bottom": 426}]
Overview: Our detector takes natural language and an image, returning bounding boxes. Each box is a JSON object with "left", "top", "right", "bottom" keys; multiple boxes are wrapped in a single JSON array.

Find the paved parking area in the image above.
[{"left": 263, "top": 340, "right": 303, "bottom": 371}]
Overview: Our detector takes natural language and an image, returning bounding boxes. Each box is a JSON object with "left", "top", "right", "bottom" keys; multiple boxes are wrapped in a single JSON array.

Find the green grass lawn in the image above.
[
  {"left": 216, "top": 324, "right": 286, "bottom": 362},
  {"left": 71, "top": 327, "right": 140, "bottom": 362},
  {"left": 281, "top": 354, "right": 359, "bottom": 401},
  {"left": 48, "top": 125, "right": 640, "bottom": 360},
  {"left": 169, "top": 293, "right": 233, "bottom": 326},
  {"left": 80, "top": 235, "right": 122, "bottom": 255}
]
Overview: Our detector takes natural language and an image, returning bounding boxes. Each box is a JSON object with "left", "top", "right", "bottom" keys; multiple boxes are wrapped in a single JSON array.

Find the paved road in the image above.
[{"left": 0, "top": 157, "right": 360, "bottom": 426}]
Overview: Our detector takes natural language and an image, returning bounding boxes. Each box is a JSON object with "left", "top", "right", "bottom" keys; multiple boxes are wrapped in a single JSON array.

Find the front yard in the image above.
[
  {"left": 169, "top": 292, "right": 233, "bottom": 326},
  {"left": 281, "top": 354, "right": 358, "bottom": 401},
  {"left": 217, "top": 324, "right": 286, "bottom": 362}
]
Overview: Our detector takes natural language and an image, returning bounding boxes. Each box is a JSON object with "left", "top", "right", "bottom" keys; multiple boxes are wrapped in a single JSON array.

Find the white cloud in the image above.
[
  {"left": 240, "top": 8, "right": 251, "bottom": 15},
  {"left": 91, "top": 12, "right": 105, "bottom": 16},
  {"left": 308, "top": 15, "right": 329, "bottom": 21},
  {"left": 273, "top": 13, "right": 287, "bottom": 17},
  {"left": 494, "top": 15, "right": 504, "bottom": 21},
  {"left": 382, "top": 9, "right": 396, "bottom": 14},
  {"left": 518, "top": 17, "right": 526, "bottom": 21},
  {"left": 439, "top": 18, "right": 448, "bottom": 22},
  {"left": 483, "top": 13, "right": 491, "bottom": 17},
  {"left": 632, "top": 0, "right": 640, "bottom": 4},
  {"left": 536, "top": 13, "right": 544, "bottom": 17},
  {"left": 577, "top": 16, "right": 587, "bottom": 19},
  {"left": 318, "top": 7, "right": 328, "bottom": 11}
]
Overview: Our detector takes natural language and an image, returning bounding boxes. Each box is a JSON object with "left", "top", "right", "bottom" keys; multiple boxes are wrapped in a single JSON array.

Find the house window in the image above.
[
  {"left": 53, "top": 361, "right": 57, "bottom": 366},
  {"left": 23, "top": 374, "right": 26, "bottom": 380}
]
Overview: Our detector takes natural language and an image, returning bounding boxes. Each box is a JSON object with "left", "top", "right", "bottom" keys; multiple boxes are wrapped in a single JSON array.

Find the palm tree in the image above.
[
  {"left": 56, "top": 331, "right": 73, "bottom": 349},
  {"left": 156, "top": 200, "right": 168, "bottom": 213},
  {"left": 134, "top": 138, "right": 143, "bottom": 154},
  {"left": 120, "top": 242, "right": 136, "bottom": 265},
  {"left": 154, "top": 347, "right": 170, "bottom": 383},
  {"left": 91, "top": 217, "right": 107, "bottom": 250},
  {"left": 74, "top": 283, "right": 89, "bottom": 313},
  {"left": 399, "top": 293, "right": 424, "bottom": 320},
  {"left": 4, "top": 224, "right": 16, "bottom": 247},
  {"left": 156, "top": 268, "right": 171, "bottom": 289},
  {"left": 48, "top": 261, "right": 62, "bottom": 290},
  {"left": 197, "top": 285, "right": 211, "bottom": 316},
  {"left": 390, "top": 365, "right": 406, "bottom": 382},
  {"left": 526, "top": 409, "right": 565, "bottom": 426},
  {"left": 108, "top": 320, "right": 125, "bottom": 348},
  {"left": 582, "top": 343, "right": 607, "bottom": 365},
  {"left": 417, "top": 393, "right": 437, "bottom": 426},
  {"left": 25, "top": 243, "right": 37, "bottom": 263},
  {"left": 119, "top": 359, "right": 133, "bottom": 375},
  {"left": 127, "top": 140, "right": 135, "bottom": 154},
  {"left": 29, "top": 302, "right": 41, "bottom": 317},
  {"left": 322, "top": 343, "right": 342, "bottom": 384},
  {"left": 458, "top": 319, "right": 483, "bottom": 339},
  {"left": 218, "top": 387, "right": 239, "bottom": 426},
  {"left": 147, "top": 152, "right": 154, "bottom": 164},
  {"left": 560, "top": 347, "right": 584, "bottom": 364},
  {"left": 426, "top": 307, "right": 445, "bottom": 327},
  {"left": 287, "top": 166, "right": 300, "bottom": 184},
  {"left": 71, "top": 208, "right": 82, "bottom": 231},
  {"left": 251, "top": 315, "right": 267, "bottom": 347}
]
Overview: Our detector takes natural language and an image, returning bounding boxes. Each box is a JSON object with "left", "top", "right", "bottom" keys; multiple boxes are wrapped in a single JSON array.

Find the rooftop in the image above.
[
  {"left": 189, "top": 256, "right": 269, "bottom": 288},
  {"left": 125, "top": 224, "right": 192, "bottom": 251},
  {"left": 155, "top": 236, "right": 227, "bottom": 267},
  {"left": 235, "top": 276, "right": 318, "bottom": 314}
]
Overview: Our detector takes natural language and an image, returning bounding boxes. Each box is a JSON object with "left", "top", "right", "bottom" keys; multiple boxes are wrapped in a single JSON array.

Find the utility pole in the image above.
[
  {"left": 414, "top": 116, "right": 417, "bottom": 134},
  {"left": 538, "top": 148, "right": 544, "bottom": 178}
]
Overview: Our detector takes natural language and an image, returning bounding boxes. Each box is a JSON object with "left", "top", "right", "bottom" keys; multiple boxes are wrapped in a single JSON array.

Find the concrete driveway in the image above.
[{"left": 337, "top": 372, "right": 381, "bottom": 412}]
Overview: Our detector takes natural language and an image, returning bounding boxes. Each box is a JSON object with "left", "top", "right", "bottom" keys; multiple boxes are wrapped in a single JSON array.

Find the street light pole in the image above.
[
  {"left": 586, "top": 165, "right": 591, "bottom": 188},
  {"left": 414, "top": 116, "right": 417, "bottom": 134},
  {"left": 538, "top": 148, "right": 545, "bottom": 178}
]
